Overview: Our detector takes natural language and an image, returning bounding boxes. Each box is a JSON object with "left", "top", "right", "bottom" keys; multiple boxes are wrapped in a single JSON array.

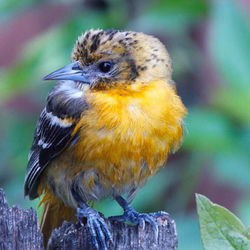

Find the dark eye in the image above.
[{"left": 98, "top": 61, "right": 112, "bottom": 73}]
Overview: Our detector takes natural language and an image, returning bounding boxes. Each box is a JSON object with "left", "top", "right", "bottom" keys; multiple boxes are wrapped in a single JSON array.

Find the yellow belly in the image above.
[{"left": 43, "top": 80, "right": 186, "bottom": 206}]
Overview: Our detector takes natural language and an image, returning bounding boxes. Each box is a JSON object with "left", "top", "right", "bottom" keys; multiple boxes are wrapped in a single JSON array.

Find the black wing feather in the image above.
[
  {"left": 24, "top": 108, "right": 76, "bottom": 199},
  {"left": 24, "top": 81, "right": 88, "bottom": 199}
]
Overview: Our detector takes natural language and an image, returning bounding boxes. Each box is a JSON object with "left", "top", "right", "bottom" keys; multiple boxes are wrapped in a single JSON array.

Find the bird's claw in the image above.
[
  {"left": 109, "top": 206, "right": 160, "bottom": 241},
  {"left": 77, "top": 207, "right": 113, "bottom": 250}
]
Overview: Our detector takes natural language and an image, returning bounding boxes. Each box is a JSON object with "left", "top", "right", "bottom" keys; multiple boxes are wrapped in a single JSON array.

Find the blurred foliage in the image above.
[
  {"left": 196, "top": 194, "right": 250, "bottom": 250},
  {"left": 210, "top": 0, "right": 250, "bottom": 126},
  {"left": 0, "top": 0, "right": 249, "bottom": 249}
]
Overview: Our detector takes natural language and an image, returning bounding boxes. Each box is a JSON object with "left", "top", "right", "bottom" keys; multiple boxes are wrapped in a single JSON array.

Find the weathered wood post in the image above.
[
  {"left": 0, "top": 189, "right": 178, "bottom": 249},
  {"left": 0, "top": 189, "right": 43, "bottom": 249}
]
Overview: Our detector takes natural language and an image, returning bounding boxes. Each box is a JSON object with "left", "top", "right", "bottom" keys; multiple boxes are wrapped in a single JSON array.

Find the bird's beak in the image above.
[{"left": 43, "top": 61, "right": 90, "bottom": 83}]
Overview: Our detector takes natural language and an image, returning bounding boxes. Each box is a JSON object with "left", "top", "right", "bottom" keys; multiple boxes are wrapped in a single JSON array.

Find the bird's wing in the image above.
[
  {"left": 24, "top": 108, "right": 78, "bottom": 199},
  {"left": 24, "top": 81, "right": 88, "bottom": 199}
]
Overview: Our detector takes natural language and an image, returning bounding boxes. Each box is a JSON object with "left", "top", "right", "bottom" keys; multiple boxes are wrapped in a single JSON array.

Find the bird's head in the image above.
[{"left": 44, "top": 29, "right": 173, "bottom": 89}]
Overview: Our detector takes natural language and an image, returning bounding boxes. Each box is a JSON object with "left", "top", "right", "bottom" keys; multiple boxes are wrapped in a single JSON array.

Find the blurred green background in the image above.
[{"left": 0, "top": 0, "right": 249, "bottom": 249}]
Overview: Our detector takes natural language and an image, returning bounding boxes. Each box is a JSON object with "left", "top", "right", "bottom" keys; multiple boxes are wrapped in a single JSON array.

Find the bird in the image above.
[{"left": 24, "top": 29, "right": 187, "bottom": 249}]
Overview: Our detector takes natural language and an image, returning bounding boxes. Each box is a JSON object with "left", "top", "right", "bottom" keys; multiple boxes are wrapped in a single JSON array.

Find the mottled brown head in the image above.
[{"left": 71, "top": 29, "right": 172, "bottom": 88}]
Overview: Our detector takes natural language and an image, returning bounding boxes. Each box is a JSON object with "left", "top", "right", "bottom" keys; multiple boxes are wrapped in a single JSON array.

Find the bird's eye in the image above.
[{"left": 98, "top": 61, "right": 112, "bottom": 73}]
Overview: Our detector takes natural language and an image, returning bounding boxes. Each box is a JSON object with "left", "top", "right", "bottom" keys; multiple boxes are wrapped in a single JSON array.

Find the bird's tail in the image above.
[{"left": 39, "top": 190, "right": 75, "bottom": 247}]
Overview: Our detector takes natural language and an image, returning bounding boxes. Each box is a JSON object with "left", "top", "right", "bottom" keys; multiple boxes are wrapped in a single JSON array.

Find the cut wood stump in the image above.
[{"left": 0, "top": 188, "right": 178, "bottom": 250}]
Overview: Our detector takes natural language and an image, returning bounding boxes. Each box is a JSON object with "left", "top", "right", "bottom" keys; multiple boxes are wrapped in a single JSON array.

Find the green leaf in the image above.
[
  {"left": 196, "top": 194, "right": 250, "bottom": 250},
  {"left": 246, "top": 228, "right": 250, "bottom": 240}
]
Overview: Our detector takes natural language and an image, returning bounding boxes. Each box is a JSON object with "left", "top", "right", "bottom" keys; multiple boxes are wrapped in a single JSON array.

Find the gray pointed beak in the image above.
[{"left": 43, "top": 61, "right": 90, "bottom": 83}]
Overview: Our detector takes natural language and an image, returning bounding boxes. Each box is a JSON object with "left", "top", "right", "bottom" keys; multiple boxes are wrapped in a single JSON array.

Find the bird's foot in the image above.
[
  {"left": 148, "top": 210, "right": 170, "bottom": 219},
  {"left": 77, "top": 206, "right": 113, "bottom": 250},
  {"left": 109, "top": 206, "right": 168, "bottom": 240}
]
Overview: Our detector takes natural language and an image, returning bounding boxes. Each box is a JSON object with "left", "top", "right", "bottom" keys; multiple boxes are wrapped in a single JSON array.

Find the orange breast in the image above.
[{"left": 68, "top": 80, "right": 186, "bottom": 196}]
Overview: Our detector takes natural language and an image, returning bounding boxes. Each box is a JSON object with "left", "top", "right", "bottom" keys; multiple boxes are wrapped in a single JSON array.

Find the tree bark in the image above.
[{"left": 0, "top": 188, "right": 178, "bottom": 250}]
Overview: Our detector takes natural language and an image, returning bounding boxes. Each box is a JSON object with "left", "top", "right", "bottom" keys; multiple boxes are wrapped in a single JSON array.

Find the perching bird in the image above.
[{"left": 24, "top": 29, "right": 186, "bottom": 249}]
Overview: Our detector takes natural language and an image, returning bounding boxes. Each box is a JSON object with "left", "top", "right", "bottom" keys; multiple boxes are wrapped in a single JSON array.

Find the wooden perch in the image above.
[
  {"left": 0, "top": 188, "right": 178, "bottom": 249},
  {"left": 0, "top": 188, "right": 43, "bottom": 249}
]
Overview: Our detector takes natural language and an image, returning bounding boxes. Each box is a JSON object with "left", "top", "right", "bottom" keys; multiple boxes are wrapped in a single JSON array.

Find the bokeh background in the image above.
[{"left": 0, "top": 0, "right": 249, "bottom": 249}]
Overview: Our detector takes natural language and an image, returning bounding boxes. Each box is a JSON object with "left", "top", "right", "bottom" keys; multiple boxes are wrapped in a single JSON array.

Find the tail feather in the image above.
[{"left": 40, "top": 192, "right": 75, "bottom": 247}]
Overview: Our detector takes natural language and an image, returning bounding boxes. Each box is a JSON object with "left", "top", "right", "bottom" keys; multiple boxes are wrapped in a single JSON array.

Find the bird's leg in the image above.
[
  {"left": 77, "top": 204, "right": 113, "bottom": 250},
  {"left": 109, "top": 195, "right": 169, "bottom": 240},
  {"left": 72, "top": 188, "right": 113, "bottom": 250}
]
